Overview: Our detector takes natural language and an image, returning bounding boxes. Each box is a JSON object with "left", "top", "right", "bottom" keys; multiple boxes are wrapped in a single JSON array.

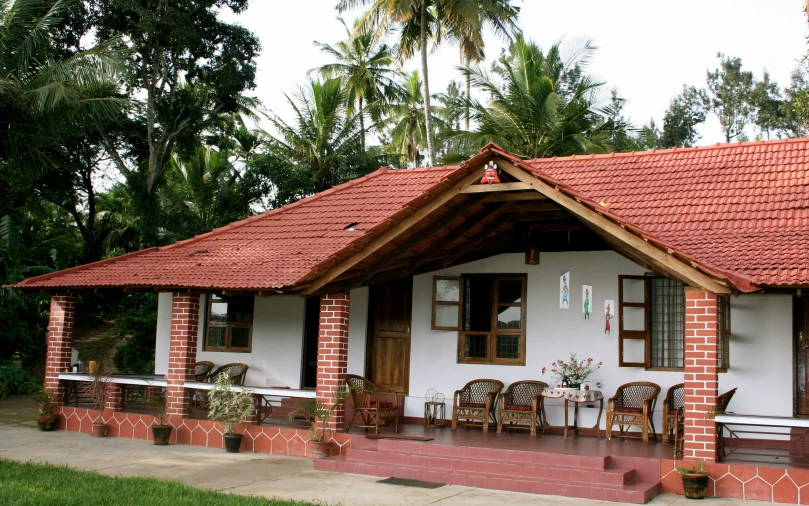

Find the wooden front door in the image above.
[
  {"left": 795, "top": 296, "right": 809, "bottom": 415},
  {"left": 367, "top": 278, "right": 413, "bottom": 395}
]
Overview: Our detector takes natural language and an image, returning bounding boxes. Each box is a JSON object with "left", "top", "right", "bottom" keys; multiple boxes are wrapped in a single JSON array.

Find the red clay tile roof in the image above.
[
  {"left": 14, "top": 138, "right": 809, "bottom": 292},
  {"left": 523, "top": 138, "right": 809, "bottom": 288}
]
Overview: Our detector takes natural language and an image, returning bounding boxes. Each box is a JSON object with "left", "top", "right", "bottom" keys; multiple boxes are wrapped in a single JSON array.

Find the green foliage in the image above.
[
  {"left": 207, "top": 373, "right": 255, "bottom": 434},
  {"left": 0, "top": 364, "right": 37, "bottom": 398},
  {"left": 706, "top": 53, "right": 755, "bottom": 142},
  {"left": 287, "top": 388, "right": 347, "bottom": 442},
  {"left": 658, "top": 85, "right": 709, "bottom": 148},
  {"left": 677, "top": 459, "right": 707, "bottom": 475},
  {"left": 29, "top": 382, "right": 55, "bottom": 415},
  {"left": 112, "top": 293, "right": 158, "bottom": 374},
  {"left": 0, "top": 459, "right": 316, "bottom": 506}
]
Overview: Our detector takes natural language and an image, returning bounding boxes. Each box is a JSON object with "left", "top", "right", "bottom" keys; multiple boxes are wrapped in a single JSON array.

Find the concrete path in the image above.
[{"left": 0, "top": 395, "right": 767, "bottom": 506}]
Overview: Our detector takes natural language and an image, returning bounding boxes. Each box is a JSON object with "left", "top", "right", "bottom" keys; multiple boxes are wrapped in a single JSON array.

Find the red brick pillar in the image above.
[
  {"left": 165, "top": 293, "right": 200, "bottom": 417},
  {"left": 683, "top": 287, "right": 719, "bottom": 462},
  {"left": 105, "top": 384, "right": 124, "bottom": 411},
  {"left": 45, "top": 293, "right": 76, "bottom": 405},
  {"left": 315, "top": 293, "right": 350, "bottom": 434}
]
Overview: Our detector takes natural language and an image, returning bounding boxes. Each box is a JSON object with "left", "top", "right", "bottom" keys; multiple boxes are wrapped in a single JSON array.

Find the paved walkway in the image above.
[{"left": 0, "top": 395, "right": 768, "bottom": 505}]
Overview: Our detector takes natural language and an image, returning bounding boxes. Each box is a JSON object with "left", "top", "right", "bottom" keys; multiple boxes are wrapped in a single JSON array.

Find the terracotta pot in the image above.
[
  {"left": 151, "top": 425, "right": 172, "bottom": 445},
  {"left": 37, "top": 414, "right": 58, "bottom": 431},
  {"left": 91, "top": 423, "right": 107, "bottom": 438},
  {"left": 681, "top": 473, "right": 709, "bottom": 499},
  {"left": 224, "top": 433, "right": 243, "bottom": 453},
  {"left": 311, "top": 440, "right": 332, "bottom": 459}
]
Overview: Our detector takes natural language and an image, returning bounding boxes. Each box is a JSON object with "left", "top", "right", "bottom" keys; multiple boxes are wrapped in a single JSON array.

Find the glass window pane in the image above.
[
  {"left": 464, "top": 334, "right": 488, "bottom": 358},
  {"left": 231, "top": 308, "right": 252, "bottom": 323},
  {"left": 650, "top": 277, "right": 685, "bottom": 368},
  {"left": 498, "top": 280, "right": 522, "bottom": 304},
  {"left": 436, "top": 279, "right": 460, "bottom": 302},
  {"left": 496, "top": 335, "right": 520, "bottom": 359},
  {"left": 210, "top": 302, "right": 228, "bottom": 322},
  {"left": 435, "top": 305, "right": 459, "bottom": 328},
  {"left": 497, "top": 306, "right": 521, "bottom": 329},
  {"left": 623, "top": 338, "right": 646, "bottom": 364},
  {"left": 622, "top": 278, "right": 646, "bottom": 303},
  {"left": 463, "top": 277, "right": 492, "bottom": 332},
  {"left": 231, "top": 327, "right": 250, "bottom": 348},
  {"left": 208, "top": 327, "right": 226, "bottom": 347},
  {"left": 623, "top": 306, "right": 646, "bottom": 331}
]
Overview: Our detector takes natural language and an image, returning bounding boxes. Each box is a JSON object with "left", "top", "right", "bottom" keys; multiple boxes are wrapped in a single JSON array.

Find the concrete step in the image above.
[{"left": 315, "top": 455, "right": 659, "bottom": 504}]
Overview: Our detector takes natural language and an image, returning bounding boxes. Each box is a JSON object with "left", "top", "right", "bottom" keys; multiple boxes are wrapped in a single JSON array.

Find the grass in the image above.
[{"left": 0, "top": 459, "right": 316, "bottom": 506}]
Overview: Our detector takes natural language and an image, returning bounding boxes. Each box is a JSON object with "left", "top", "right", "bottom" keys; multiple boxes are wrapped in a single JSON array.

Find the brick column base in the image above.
[
  {"left": 45, "top": 293, "right": 76, "bottom": 405},
  {"left": 105, "top": 384, "right": 124, "bottom": 411},
  {"left": 165, "top": 293, "right": 200, "bottom": 417},
  {"left": 315, "top": 293, "right": 350, "bottom": 434},
  {"left": 683, "top": 287, "right": 719, "bottom": 462}
]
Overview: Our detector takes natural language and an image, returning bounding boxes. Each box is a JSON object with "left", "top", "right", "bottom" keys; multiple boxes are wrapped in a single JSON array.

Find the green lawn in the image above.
[{"left": 0, "top": 459, "right": 317, "bottom": 506}]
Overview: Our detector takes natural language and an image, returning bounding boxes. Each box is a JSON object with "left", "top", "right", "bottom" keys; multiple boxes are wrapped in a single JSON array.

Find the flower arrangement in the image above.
[{"left": 542, "top": 353, "right": 602, "bottom": 387}]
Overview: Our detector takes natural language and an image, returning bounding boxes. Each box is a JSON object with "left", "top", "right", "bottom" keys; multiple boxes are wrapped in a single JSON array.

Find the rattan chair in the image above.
[
  {"left": 194, "top": 361, "right": 214, "bottom": 382},
  {"left": 345, "top": 374, "right": 399, "bottom": 434},
  {"left": 662, "top": 383, "right": 685, "bottom": 444},
  {"left": 674, "top": 387, "right": 737, "bottom": 458},
  {"left": 497, "top": 380, "right": 548, "bottom": 436},
  {"left": 606, "top": 381, "right": 661, "bottom": 443},
  {"left": 452, "top": 379, "right": 504, "bottom": 433},
  {"left": 209, "top": 363, "right": 249, "bottom": 385}
]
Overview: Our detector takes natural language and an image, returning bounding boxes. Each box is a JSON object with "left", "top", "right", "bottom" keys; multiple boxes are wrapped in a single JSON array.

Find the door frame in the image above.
[{"left": 364, "top": 278, "right": 413, "bottom": 395}]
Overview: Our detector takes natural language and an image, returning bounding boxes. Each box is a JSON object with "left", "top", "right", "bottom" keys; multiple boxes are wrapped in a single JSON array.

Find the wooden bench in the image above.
[{"left": 715, "top": 414, "right": 809, "bottom": 463}]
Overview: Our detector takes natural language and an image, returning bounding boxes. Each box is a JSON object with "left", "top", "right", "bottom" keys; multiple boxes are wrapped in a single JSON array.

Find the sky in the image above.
[{"left": 222, "top": 0, "right": 808, "bottom": 146}]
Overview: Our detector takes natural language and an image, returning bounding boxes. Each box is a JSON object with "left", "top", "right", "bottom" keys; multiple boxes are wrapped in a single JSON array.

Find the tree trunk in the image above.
[
  {"left": 359, "top": 96, "right": 365, "bottom": 152},
  {"left": 465, "top": 66, "right": 471, "bottom": 130},
  {"left": 420, "top": 0, "right": 435, "bottom": 167}
]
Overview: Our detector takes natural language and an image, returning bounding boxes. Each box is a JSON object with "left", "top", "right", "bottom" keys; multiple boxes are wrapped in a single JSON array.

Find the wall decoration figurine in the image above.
[
  {"left": 560, "top": 272, "right": 570, "bottom": 308},
  {"left": 582, "top": 285, "right": 592, "bottom": 321},
  {"left": 480, "top": 161, "right": 501, "bottom": 184},
  {"left": 604, "top": 300, "right": 614, "bottom": 336}
]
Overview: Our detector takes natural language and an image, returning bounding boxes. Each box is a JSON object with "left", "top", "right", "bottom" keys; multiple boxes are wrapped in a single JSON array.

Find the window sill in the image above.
[{"left": 643, "top": 367, "right": 728, "bottom": 373}]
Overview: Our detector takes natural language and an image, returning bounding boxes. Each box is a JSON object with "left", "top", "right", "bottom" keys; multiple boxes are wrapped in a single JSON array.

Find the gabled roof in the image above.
[{"left": 14, "top": 138, "right": 809, "bottom": 293}]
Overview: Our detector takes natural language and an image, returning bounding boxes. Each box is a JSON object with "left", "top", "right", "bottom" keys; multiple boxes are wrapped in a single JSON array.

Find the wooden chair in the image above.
[
  {"left": 209, "top": 363, "right": 249, "bottom": 385},
  {"left": 452, "top": 379, "right": 504, "bottom": 433},
  {"left": 662, "top": 383, "right": 685, "bottom": 444},
  {"left": 194, "top": 361, "right": 214, "bottom": 382},
  {"left": 497, "top": 380, "right": 548, "bottom": 436},
  {"left": 674, "top": 387, "right": 737, "bottom": 458},
  {"left": 345, "top": 374, "right": 399, "bottom": 434},
  {"left": 606, "top": 381, "right": 661, "bottom": 443}
]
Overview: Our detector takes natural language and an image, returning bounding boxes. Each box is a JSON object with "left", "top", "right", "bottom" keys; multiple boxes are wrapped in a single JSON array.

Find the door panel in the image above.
[
  {"left": 368, "top": 278, "right": 412, "bottom": 395},
  {"left": 796, "top": 296, "right": 809, "bottom": 415}
]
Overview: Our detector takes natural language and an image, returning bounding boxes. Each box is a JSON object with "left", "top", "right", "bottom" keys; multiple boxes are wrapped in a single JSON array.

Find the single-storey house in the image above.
[{"left": 15, "top": 139, "right": 809, "bottom": 504}]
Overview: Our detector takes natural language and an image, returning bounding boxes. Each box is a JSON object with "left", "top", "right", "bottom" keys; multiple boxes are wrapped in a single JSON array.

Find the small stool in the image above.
[{"left": 424, "top": 401, "right": 446, "bottom": 428}]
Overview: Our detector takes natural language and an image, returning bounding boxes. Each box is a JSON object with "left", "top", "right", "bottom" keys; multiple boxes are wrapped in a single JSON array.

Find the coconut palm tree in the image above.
[
  {"left": 311, "top": 17, "right": 402, "bottom": 150},
  {"left": 449, "top": 35, "right": 620, "bottom": 159}
]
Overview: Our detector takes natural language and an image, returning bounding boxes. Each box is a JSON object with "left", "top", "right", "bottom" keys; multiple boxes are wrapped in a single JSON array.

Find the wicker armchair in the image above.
[
  {"left": 717, "top": 387, "right": 737, "bottom": 413},
  {"left": 606, "top": 381, "right": 661, "bottom": 443},
  {"left": 497, "top": 380, "right": 548, "bottom": 436},
  {"left": 194, "top": 361, "right": 214, "bottom": 382},
  {"left": 452, "top": 379, "right": 504, "bottom": 433},
  {"left": 209, "top": 363, "right": 249, "bottom": 385},
  {"left": 345, "top": 374, "right": 399, "bottom": 434},
  {"left": 662, "top": 383, "right": 685, "bottom": 444},
  {"left": 675, "top": 387, "right": 737, "bottom": 457}
]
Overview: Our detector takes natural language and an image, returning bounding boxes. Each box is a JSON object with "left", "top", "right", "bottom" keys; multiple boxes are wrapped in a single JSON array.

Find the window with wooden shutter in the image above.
[
  {"left": 618, "top": 275, "right": 650, "bottom": 367},
  {"left": 432, "top": 276, "right": 462, "bottom": 330}
]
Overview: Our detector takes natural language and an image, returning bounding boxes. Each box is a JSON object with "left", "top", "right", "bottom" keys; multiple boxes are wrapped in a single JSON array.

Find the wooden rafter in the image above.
[
  {"left": 442, "top": 213, "right": 518, "bottom": 267},
  {"left": 300, "top": 169, "right": 484, "bottom": 296},
  {"left": 482, "top": 192, "right": 546, "bottom": 202},
  {"left": 460, "top": 182, "right": 533, "bottom": 193},
  {"left": 494, "top": 157, "right": 732, "bottom": 294}
]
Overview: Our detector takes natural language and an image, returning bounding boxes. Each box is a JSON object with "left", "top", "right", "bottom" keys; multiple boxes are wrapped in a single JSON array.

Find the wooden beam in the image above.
[
  {"left": 502, "top": 202, "right": 561, "bottom": 213},
  {"left": 516, "top": 212, "right": 569, "bottom": 222},
  {"left": 482, "top": 192, "right": 547, "bottom": 202},
  {"left": 460, "top": 182, "right": 533, "bottom": 194},
  {"left": 494, "top": 157, "right": 732, "bottom": 295},
  {"left": 301, "top": 169, "right": 484, "bottom": 296},
  {"left": 442, "top": 215, "right": 518, "bottom": 267}
]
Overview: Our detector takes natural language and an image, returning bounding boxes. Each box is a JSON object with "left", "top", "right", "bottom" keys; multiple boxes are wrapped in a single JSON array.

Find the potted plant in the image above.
[
  {"left": 207, "top": 373, "right": 254, "bottom": 453},
  {"left": 287, "top": 387, "right": 347, "bottom": 459},
  {"left": 30, "top": 384, "right": 58, "bottom": 431},
  {"left": 542, "top": 353, "right": 602, "bottom": 389},
  {"left": 82, "top": 364, "right": 109, "bottom": 437},
  {"left": 149, "top": 394, "right": 172, "bottom": 445},
  {"left": 678, "top": 459, "right": 710, "bottom": 499}
]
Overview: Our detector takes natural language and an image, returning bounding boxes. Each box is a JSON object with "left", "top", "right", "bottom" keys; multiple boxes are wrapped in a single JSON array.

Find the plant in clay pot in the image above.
[
  {"left": 287, "top": 386, "right": 347, "bottom": 459},
  {"left": 82, "top": 364, "right": 109, "bottom": 437},
  {"left": 207, "top": 373, "right": 254, "bottom": 453},
  {"left": 677, "top": 459, "right": 710, "bottom": 499},
  {"left": 30, "top": 384, "right": 58, "bottom": 431},
  {"left": 149, "top": 393, "right": 172, "bottom": 445}
]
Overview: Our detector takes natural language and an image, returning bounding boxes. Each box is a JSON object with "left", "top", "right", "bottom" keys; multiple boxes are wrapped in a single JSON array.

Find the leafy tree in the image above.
[
  {"left": 448, "top": 35, "right": 620, "bottom": 159},
  {"left": 706, "top": 53, "right": 755, "bottom": 142},
  {"left": 91, "top": 0, "right": 261, "bottom": 246},
  {"left": 657, "top": 85, "right": 709, "bottom": 148},
  {"left": 784, "top": 58, "right": 809, "bottom": 137},
  {"left": 311, "top": 17, "right": 402, "bottom": 150},
  {"left": 750, "top": 70, "right": 787, "bottom": 140}
]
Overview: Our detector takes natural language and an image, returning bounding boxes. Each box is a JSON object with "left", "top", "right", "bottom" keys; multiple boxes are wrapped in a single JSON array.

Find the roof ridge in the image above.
[{"left": 526, "top": 136, "right": 809, "bottom": 164}]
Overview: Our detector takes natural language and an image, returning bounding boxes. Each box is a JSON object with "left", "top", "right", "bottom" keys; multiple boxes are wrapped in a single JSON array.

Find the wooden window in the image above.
[
  {"left": 618, "top": 276, "right": 731, "bottom": 371},
  {"left": 455, "top": 274, "right": 527, "bottom": 365},
  {"left": 204, "top": 294, "right": 254, "bottom": 352},
  {"left": 432, "top": 276, "right": 462, "bottom": 330}
]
